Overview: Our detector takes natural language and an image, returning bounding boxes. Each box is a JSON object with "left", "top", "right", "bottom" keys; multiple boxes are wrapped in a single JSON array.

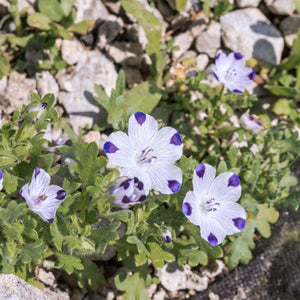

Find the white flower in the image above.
[
  {"left": 104, "top": 112, "right": 183, "bottom": 195},
  {"left": 161, "top": 228, "right": 172, "bottom": 243},
  {"left": 0, "top": 170, "right": 3, "bottom": 191},
  {"left": 28, "top": 102, "right": 47, "bottom": 122},
  {"left": 110, "top": 177, "right": 147, "bottom": 208},
  {"left": 240, "top": 110, "right": 264, "bottom": 133},
  {"left": 182, "top": 163, "right": 246, "bottom": 246},
  {"left": 20, "top": 168, "right": 66, "bottom": 224},
  {"left": 213, "top": 52, "right": 255, "bottom": 94}
]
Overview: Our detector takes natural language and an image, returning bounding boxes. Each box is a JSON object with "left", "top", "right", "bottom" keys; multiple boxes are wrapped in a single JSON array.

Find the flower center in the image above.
[
  {"left": 201, "top": 197, "right": 220, "bottom": 214},
  {"left": 35, "top": 194, "right": 47, "bottom": 205},
  {"left": 136, "top": 148, "right": 157, "bottom": 166},
  {"left": 225, "top": 67, "right": 237, "bottom": 81}
]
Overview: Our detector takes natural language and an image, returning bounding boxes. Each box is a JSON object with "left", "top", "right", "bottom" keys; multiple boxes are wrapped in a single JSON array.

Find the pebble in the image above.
[
  {"left": 74, "top": 0, "right": 109, "bottom": 23},
  {"left": 173, "top": 31, "right": 194, "bottom": 59},
  {"left": 236, "top": 0, "right": 260, "bottom": 7},
  {"left": 279, "top": 15, "right": 300, "bottom": 48},
  {"left": 61, "top": 40, "right": 84, "bottom": 65},
  {"left": 264, "top": 0, "right": 296, "bottom": 16},
  {"left": 36, "top": 71, "right": 59, "bottom": 99}
]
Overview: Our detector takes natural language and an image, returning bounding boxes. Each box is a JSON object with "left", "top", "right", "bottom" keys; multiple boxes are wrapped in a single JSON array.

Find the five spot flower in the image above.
[
  {"left": 104, "top": 112, "right": 183, "bottom": 195},
  {"left": 19, "top": 168, "right": 66, "bottom": 224},
  {"left": 28, "top": 102, "right": 47, "bottom": 122},
  {"left": 240, "top": 110, "right": 264, "bottom": 133},
  {"left": 213, "top": 52, "right": 255, "bottom": 94},
  {"left": 182, "top": 163, "right": 246, "bottom": 246}
]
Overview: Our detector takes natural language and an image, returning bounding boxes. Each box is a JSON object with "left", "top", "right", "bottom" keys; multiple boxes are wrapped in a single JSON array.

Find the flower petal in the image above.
[
  {"left": 128, "top": 112, "right": 158, "bottom": 149},
  {"left": 182, "top": 191, "right": 202, "bottom": 226},
  {"left": 192, "top": 163, "right": 216, "bottom": 197},
  {"left": 104, "top": 131, "right": 134, "bottom": 168},
  {"left": 199, "top": 218, "right": 226, "bottom": 246},
  {"left": 148, "top": 163, "right": 182, "bottom": 194},
  {"left": 208, "top": 172, "right": 241, "bottom": 203},
  {"left": 151, "top": 127, "right": 183, "bottom": 163},
  {"left": 29, "top": 168, "right": 51, "bottom": 196}
]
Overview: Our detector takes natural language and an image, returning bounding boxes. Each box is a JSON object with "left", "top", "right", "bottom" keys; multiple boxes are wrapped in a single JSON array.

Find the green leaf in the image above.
[
  {"left": 19, "top": 240, "right": 46, "bottom": 264},
  {"left": 272, "top": 99, "right": 291, "bottom": 115},
  {"left": 27, "top": 13, "right": 51, "bottom": 30},
  {"left": 60, "top": 0, "right": 76, "bottom": 16},
  {"left": 116, "top": 70, "right": 126, "bottom": 96},
  {"left": 7, "top": 34, "right": 34, "bottom": 47},
  {"left": 50, "top": 219, "right": 64, "bottom": 251},
  {"left": 147, "top": 241, "right": 175, "bottom": 268},
  {"left": 68, "top": 20, "right": 95, "bottom": 34},
  {"left": 178, "top": 248, "right": 208, "bottom": 266},
  {"left": 94, "top": 84, "right": 109, "bottom": 110},
  {"left": 296, "top": 0, "right": 300, "bottom": 12},
  {"left": 213, "top": 0, "right": 232, "bottom": 17},
  {"left": 38, "top": 0, "right": 65, "bottom": 22},
  {"left": 127, "top": 236, "right": 150, "bottom": 256},
  {"left": 115, "top": 272, "right": 151, "bottom": 300},
  {"left": 0, "top": 202, "right": 27, "bottom": 223},
  {"left": 23, "top": 214, "right": 38, "bottom": 240},
  {"left": 279, "top": 174, "right": 297, "bottom": 187},
  {"left": 0, "top": 55, "right": 10, "bottom": 78},
  {"left": 55, "top": 254, "right": 84, "bottom": 274},
  {"left": 264, "top": 85, "right": 297, "bottom": 97},
  {"left": 175, "top": 0, "right": 188, "bottom": 11}
]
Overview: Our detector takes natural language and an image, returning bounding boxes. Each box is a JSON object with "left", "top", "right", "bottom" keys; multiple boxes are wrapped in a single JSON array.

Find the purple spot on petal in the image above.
[
  {"left": 122, "top": 196, "right": 131, "bottom": 204},
  {"left": 56, "top": 190, "right": 66, "bottom": 200},
  {"left": 34, "top": 168, "right": 41, "bottom": 178},
  {"left": 234, "top": 52, "right": 243, "bottom": 60},
  {"left": 249, "top": 116, "right": 255, "bottom": 121},
  {"left": 41, "top": 102, "right": 47, "bottom": 109},
  {"left": 233, "top": 218, "right": 245, "bottom": 230},
  {"left": 228, "top": 174, "right": 240, "bottom": 187},
  {"left": 248, "top": 71, "right": 255, "bottom": 81},
  {"left": 137, "top": 181, "right": 144, "bottom": 191},
  {"left": 182, "top": 202, "right": 192, "bottom": 216},
  {"left": 134, "top": 112, "right": 146, "bottom": 125},
  {"left": 213, "top": 71, "right": 219, "bottom": 82},
  {"left": 195, "top": 163, "right": 205, "bottom": 179},
  {"left": 216, "top": 53, "right": 221, "bottom": 60},
  {"left": 165, "top": 236, "right": 172, "bottom": 243},
  {"left": 0, "top": 169, "right": 2, "bottom": 180},
  {"left": 138, "top": 195, "right": 147, "bottom": 202},
  {"left": 233, "top": 89, "right": 242, "bottom": 94},
  {"left": 47, "top": 218, "right": 54, "bottom": 224},
  {"left": 134, "top": 177, "right": 139, "bottom": 183},
  {"left": 103, "top": 141, "right": 119, "bottom": 154},
  {"left": 120, "top": 179, "right": 131, "bottom": 190},
  {"left": 208, "top": 233, "right": 218, "bottom": 246},
  {"left": 170, "top": 132, "right": 182, "bottom": 146},
  {"left": 168, "top": 180, "right": 181, "bottom": 193}
]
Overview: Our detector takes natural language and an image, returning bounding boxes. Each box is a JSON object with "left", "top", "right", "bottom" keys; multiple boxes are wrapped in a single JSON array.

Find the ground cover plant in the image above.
[{"left": 0, "top": 0, "right": 299, "bottom": 298}]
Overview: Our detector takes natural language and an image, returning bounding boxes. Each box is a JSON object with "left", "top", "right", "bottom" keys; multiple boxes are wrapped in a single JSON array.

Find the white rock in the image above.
[
  {"left": 97, "top": 15, "right": 123, "bottom": 49},
  {"left": 43, "top": 287, "right": 70, "bottom": 300},
  {"left": 5, "top": 71, "right": 36, "bottom": 114},
  {"left": 0, "top": 0, "right": 10, "bottom": 8},
  {"left": 102, "top": 0, "right": 122, "bottom": 14},
  {"left": 35, "top": 268, "right": 56, "bottom": 287},
  {"left": 196, "top": 21, "right": 221, "bottom": 58},
  {"left": 74, "top": 0, "right": 109, "bottom": 23},
  {"left": 36, "top": 71, "right": 59, "bottom": 99},
  {"left": 279, "top": 15, "right": 300, "bottom": 48},
  {"left": 220, "top": 8, "right": 284, "bottom": 65},
  {"left": 236, "top": 0, "right": 260, "bottom": 7},
  {"left": 0, "top": 76, "right": 7, "bottom": 93},
  {"left": 61, "top": 40, "right": 84, "bottom": 65},
  {"left": 156, "top": 262, "right": 209, "bottom": 292},
  {"left": 173, "top": 31, "right": 194, "bottom": 59},
  {"left": 0, "top": 274, "right": 46, "bottom": 300},
  {"left": 264, "top": 0, "right": 295, "bottom": 15},
  {"left": 196, "top": 54, "right": 209, "bottom": 71}
]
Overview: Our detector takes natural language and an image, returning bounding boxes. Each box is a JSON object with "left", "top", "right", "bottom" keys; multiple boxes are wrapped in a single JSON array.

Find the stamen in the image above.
[
  {"left": 225, "top": 68, "right": 237, "bottom": 81},
  {"left": 201, "top": 197, "right": 220, "bottom": 214},
  {"left": 35, "top": 194, "right": 47, "bottom": 205},
  {"left": 137, "top": 148, "right": 157, "bottom": 165}
]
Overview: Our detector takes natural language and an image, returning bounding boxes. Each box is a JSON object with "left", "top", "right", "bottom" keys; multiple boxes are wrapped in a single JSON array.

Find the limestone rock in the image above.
[
  {"left": 220, "top": 8, "right": 284, "bottom": 65},
  {"left": 236, "top": 0, "right": 260, "bottom": 7},
  {"left": 279, "top": 15, "right": 300, "bottom": 48},
  {"left": 196, "top": 53, "right": 210, "bottom": 71},
  {"left": 74, "top": 0, "right": 109, "bottom": 23},
  {"left": 126, "top": 24, "right": 148, "bottom": 50},
  {"left": 264, "top": 0, "right": 296, "bottom": 16},
  {"left": 61, "top": 40, "right": 84, "bottom": 65},
  {"left": 0, "top": 274, "right": 46, "bottom": 300},
  {"left": 173, "top": 31, "right": 194, "bottom": 59},
  {"left": 0, "top": 76, "right": 7, "bottom": 93},
  {"left": 102, "top": 0, "right": 121, "bottom": 14},
  {"left": 36, "top": 71, "right": 59, "bottom": 99},
  {"left": 196, "top": 21, "right": 221, "bottom": 58}
]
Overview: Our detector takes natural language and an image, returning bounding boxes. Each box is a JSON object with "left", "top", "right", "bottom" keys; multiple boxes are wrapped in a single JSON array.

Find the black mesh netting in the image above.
[{"left": 191, "top": 162, "right": 300, "bottom": 300}]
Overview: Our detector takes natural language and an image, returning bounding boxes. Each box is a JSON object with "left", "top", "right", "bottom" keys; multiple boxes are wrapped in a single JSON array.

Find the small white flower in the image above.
[
  {"left": 28, "top": 102, "right": 47, "bottom": 122},
  {"left": 213, "top": 52, "right": 255, "bottom": 94},
  {"left": 104, "top": 112, "right": 183, "bottom": 195},
  {"left": 110, "top": 177, "right": 147, "bottom": 208},
  {"left": 0, "top": 170, "right": 3, "bottom": 191},
  {"left": 240, "top": 110, "right": 264, "bottom": 133},
  {"left": 182, "top": 163, "right": 246, "bottom": 246},
  {"left": 161, "top": 228, "right": 172, "bottom": 243},
  {"left": 20, "top": 168, "right": 66, "bottom": 224}
]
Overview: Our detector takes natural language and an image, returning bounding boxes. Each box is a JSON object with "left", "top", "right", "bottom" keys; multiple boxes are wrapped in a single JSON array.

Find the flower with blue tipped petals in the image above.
[
  {"left": 28, "top": 102, "right": 47, "bottom": 122},
  {"left": 240, "top": 110, "right": 264, "bottom": 133},
  {"left": 182, "top": 163, "right": 246, "bottom": 246},
  {"left": 104, "top": 112, "right": 183, "bottom": 195},
  {"left": 161, "top": 228, "right": 172, "bottom": 243},
  {"left": 19, "top": 168, "right": 66, "bottom": 224},
  {"left": 213, "top": 52, "right": 255, "bottom": 94},
  {"left": 110, "top": 177, "right": 147, "bottom": 208}
]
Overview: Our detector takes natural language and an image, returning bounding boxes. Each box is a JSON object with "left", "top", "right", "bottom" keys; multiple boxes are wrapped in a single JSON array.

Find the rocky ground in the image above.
[{"left": 0, "top": 0, "right": 299, "bottom": 299}]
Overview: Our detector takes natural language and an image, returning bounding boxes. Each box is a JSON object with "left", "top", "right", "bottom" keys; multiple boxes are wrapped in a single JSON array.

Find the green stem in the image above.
[
  {"left": 76, "top": 188, "right": 90, "bottom": 211},
  {"left": 219, "top": 84, "right": 225, "bottom": 102}
]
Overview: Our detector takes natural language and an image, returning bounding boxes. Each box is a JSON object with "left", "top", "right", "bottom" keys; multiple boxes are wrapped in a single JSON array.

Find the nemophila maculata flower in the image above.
[
  {"left": 104, "top": 112, "right": 183, "bottom": 195},
  {"left": 213, "top": 52, "right": 255, "bottom": 94},
  {"left": 28, "top": 102, "right": 47, "bottom": 122},
  {"left": 182, "top": 163, "right": 246, "bottom": 246},
  {"left": 110, "top": 177, "right": 147, "bottom": 208},
  {"left": 240, "top": 110, "right": 264, "bottom": 133},
  {"left": 19, "top": 168, "right": 66, "bottom": 224},
  {"left": 161, "top": 228, "right": 172, "bottom": 243}
]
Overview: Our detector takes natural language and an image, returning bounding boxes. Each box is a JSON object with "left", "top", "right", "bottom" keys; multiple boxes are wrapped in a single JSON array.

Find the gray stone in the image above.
[
  {"left": 4, "top": 71, "right": 36, "bottom": 114},
  {"left": 157, "top": 0, "right": 174, "bottom": 21},
  {"left": 0, "top": 0, "right": 9, "bottom": 8},
  {"left": 123, "top": 65, "right": 143, "bottom": 85},
  {"left": 196, "top": 21, "right": 221, "bottom": 58},
  {"left": 25, "top": 48, "right": 43, "bottom": 77},
  {"left": 236, "top": 0, "right": 260, "bottom": 7},
  {"left": 279, "top": 15, "right": 300, "bottom": 48},
  {"left": 126, "top": 24, "right": 148, "bottom": 50},
  {"left": 58, "top": 51, "right": 117, "bottom": 134},
  {"left": 189, "top": 15, "right": 207, "bottom": 38},
  {"left": 156, "top": 262, "right": 209, "bottom": 292},
  {"left": 61, "top": 40, "right": 84, "bottom": 65},
  {"left": 97, "top": 15, "right": 123, "bottom": 49},
  {"left": 36, "top": 71, "right": 59, "bottom": 99},
  {"left": 43, "top": 287, "right": 70, "bottom": 300},
  {"left": 220, "top": 8, "right": 284, "bottom": 65},
  {"left": 35, "top": 268, "right": 56, "bottom": 287},
  {"left": 74, "top": 0, "right": 109, "bottom": 23},
  {"left": 265, "top": 0, "right": 296, "bottom": 15},
  {"left": 173, "top": 31, "right": 194, "bottom": 59},
  {"left": 196, "top": 53, "right": 209, "bottom": 71},
  {"left": 0, "top": 274, "right": 46, "bottom": 300},
  {"left": 0, "top": 76, "right": 7, "bottom": 93}
]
